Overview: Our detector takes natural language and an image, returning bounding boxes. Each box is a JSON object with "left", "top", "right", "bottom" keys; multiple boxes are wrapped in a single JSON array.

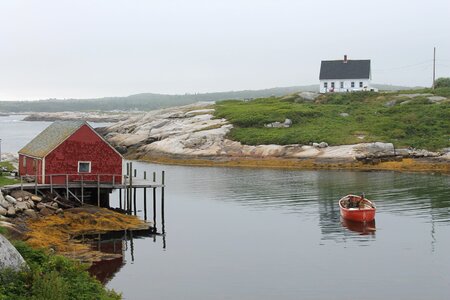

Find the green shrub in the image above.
[
  {"left": 215, "top": 90, "right": 450, "bottom": 150},
  {"left": 0, "top": 242, "right": 121, "bottom": 300},
  {"left": 435, "top": 77, "right": 450, "bottom": 88}
]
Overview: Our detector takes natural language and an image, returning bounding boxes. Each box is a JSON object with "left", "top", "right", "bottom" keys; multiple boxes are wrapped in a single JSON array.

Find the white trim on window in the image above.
[{"left": 78, "top": 161, "right": 92, "bottom": 173}]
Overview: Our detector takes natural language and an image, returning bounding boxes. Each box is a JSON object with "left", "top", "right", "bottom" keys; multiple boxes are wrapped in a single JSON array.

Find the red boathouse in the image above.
[{"left": 18, "top": 121, "right": 123, "bottom": 184}]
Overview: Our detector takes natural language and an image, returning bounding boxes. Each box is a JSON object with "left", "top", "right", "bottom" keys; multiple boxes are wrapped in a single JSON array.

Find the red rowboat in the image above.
[{"left": 339, "top": 194, "right": 376, "bottom": 222}]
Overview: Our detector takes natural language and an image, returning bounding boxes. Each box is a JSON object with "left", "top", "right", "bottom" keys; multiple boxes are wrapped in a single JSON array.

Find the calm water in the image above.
[
  {"left": 0, "top": 114, "right": 111, "bottom": 153},
  {"left": 2, "top": 116, "right": 450, "bottom": 299}
]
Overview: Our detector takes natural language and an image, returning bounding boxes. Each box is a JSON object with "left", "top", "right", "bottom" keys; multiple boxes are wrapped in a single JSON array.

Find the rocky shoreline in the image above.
[
  {"left": 23, "top": 111, "right": 140, "bottom": 123},
  {"left": 99, "top": 102, "right": 450, "bottom": 173}
]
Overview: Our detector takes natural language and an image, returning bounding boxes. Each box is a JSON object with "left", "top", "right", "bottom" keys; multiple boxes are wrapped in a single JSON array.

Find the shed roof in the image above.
[
  {"left": 19, "top": 121, "right": 86, "bottom": 158},
  {"left": 319, "top": 59, "right": 371, "bottom": 80}
]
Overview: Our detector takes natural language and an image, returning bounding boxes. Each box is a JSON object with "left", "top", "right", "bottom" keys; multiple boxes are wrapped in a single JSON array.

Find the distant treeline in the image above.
[{"left": 0, "top": 84, "right": 413, "bottom": 113}]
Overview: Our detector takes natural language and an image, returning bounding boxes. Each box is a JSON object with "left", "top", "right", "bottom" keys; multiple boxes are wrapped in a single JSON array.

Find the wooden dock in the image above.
[{"left": 3, "top": 162, "right": 166, "bottom": 224}]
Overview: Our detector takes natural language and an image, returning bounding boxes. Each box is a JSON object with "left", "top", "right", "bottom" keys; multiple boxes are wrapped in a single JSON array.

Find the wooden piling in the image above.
[
  {"left": 119, "top": 189, "right": 122, "bottom": 209},
  {"left": 81, "top": 175, "right": 84, "bottom": 205},
  {"left": 161, "top": 170, "right": 165, "bottom": 233},
  {"left": 143, "top": 171, "right": 147, "bottom": 220},
  {"left": 66, "top": 174, "right": 69, "bottom": 200},
  {"left": 97, "top": 174, "right": 100, "bottom": 207},
  {"left": 129, "top": 162, "right": 133, "bottom": 214},
  {"left": 153, "top": 187, "right": 156, "bottom": 229},
  {"left": 144, "top": 188, "right": 147, "bottom": 221},
  {"left": 133, "top": 187, "right": 137, "bottom": 216}
]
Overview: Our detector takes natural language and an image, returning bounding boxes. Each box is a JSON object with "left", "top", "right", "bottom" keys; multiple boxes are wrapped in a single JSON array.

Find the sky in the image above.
[{"left": 0, "top": 0, "right": 449, "bottom": 101}]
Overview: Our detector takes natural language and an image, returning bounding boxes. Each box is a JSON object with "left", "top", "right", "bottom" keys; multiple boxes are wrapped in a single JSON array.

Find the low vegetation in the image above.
[
  {"left": 0, "top": 241, "right": 121, "bottom": 300},
  {"left": 0, "top": 162, "right": 18, "bottom": 187},
  {"left": 215, "top": 88, "right": 450, "bottom": 151}
]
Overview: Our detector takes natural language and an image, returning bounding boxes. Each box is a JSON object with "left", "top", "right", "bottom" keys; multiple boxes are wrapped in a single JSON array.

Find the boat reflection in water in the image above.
[{"left": 341, "top": 217, "right": 376, "bottom": 236}]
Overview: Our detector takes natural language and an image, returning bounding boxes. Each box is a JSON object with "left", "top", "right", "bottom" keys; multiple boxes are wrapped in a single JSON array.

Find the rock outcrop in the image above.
[
  {"left": 100, "top": 102, "right": 450, "bottom": 166},
  {"left": 0, "top": 234, "right": 27, "bottom": 271}
]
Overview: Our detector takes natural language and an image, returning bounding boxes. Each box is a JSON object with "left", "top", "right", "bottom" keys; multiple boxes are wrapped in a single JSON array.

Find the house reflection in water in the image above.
[{"left": 78, "top": 229, "right": 161, "bottom": 284}]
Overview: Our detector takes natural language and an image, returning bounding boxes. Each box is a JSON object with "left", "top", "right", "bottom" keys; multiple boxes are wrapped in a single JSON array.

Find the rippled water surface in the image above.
[
  {"left": 3, "top": 117, "right": 450, "bottom": 299},
  {"left": 107, "top": 162, "right": 450, "bottom": 300}
]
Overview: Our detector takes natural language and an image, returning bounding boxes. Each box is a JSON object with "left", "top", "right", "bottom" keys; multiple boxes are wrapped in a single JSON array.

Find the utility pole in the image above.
[{"left": 432, "top": 47, "right": 436, "bottom": 89}]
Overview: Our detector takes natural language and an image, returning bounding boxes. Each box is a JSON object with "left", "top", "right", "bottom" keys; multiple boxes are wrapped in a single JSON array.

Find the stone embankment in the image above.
[
  {"left": 101, "top": 102, "right": 450, "bottom": 172},
  {"left": 0, "top": 189, "right": 66, "bottom": 221}
]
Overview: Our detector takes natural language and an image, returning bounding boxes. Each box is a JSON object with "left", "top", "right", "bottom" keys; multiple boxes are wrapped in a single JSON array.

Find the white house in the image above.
[{"left": 319, "top": 55, "right": 376, "bottom": 93}]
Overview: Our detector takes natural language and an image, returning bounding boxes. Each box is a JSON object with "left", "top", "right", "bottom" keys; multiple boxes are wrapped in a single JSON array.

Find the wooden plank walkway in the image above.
[{"left": 3, "top": 179, "right": 165, "bottom": 191}]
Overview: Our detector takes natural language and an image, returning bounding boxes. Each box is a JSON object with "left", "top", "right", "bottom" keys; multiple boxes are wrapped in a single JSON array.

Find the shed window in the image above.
[
  {"left": 78, "top": 161, "right": 91, "bottom": 173},
  {"left": 340, "top": 82, "right": 344, "bottom": 89},
  {"left": 324, "top": 82, "right": 328, "bottom": 89},
  {"left": 351, "top": 82, "right": 355, "bottom": 88},
  {"left": 359, "top": 82, "right": 363, "bottom": 88},
  {"left": 331, "top": 82, "right": 335, "bottom": 88},
  {"left": 23, "top": 158, "right": 26, "bottom": 168}
]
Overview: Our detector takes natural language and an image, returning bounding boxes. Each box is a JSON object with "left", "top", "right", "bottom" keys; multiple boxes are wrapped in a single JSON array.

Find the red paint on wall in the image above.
[
  {"left": 19, "top": 124, "right": 122, "bottom": 184},
  {"left": 18, "top": 155, "right": 42, "bottom": 182}
]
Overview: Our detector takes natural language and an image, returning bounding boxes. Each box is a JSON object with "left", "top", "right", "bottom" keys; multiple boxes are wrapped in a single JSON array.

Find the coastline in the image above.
[{"left": 129, "top": 152, "right": 450, "bottom": 174}]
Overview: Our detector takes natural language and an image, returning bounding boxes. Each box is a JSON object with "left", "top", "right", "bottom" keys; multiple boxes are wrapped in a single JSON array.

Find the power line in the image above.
[{"left": 373, "top": 59, "right": 433, "bottom": 72}]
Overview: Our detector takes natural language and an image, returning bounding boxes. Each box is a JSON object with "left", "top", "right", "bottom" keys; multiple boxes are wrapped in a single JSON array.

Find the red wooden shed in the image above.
[{"left": 18, "top": 121, "right": 123, "bottom": 185}]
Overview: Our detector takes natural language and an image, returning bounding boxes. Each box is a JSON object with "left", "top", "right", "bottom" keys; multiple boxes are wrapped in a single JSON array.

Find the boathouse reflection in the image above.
[{"left": 82, "top": 228, "right": 166, "bottom": 284}]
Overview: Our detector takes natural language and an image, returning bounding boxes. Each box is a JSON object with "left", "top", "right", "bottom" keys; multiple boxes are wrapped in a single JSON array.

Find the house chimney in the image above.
[{"left": 344, "top": 55, "right": 348, "bottom": 63}]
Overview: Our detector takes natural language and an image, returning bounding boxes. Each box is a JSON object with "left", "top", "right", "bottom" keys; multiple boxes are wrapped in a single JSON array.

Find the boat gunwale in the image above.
[{"left": 338, "top": 195, "right": 376, "bottom": 212}]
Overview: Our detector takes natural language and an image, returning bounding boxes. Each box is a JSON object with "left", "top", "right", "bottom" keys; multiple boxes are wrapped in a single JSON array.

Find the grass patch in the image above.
[
  {"left": 0, "top": 241, "right": 121, "bottom": 300},
  {"left": 0, "top": 162, "right": 19, "bottom": 187},
  {"left": 214, "top": 90, "right": 450, "bottom": 150},
  {"left": 0, "top": 176, "right": 18, "bottom": 187}
]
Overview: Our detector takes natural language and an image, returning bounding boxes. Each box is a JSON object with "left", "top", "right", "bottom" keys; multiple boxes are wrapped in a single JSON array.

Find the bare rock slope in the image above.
[{"left": 102, "top": 102, "right": 445, "bottom": 164}]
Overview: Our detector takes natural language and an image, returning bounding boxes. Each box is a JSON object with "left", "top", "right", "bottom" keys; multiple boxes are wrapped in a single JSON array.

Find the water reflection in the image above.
[
  {"left": 77, "top": 229, "right": 165, "bottom": 283},
  {"left": 341, "top": 218, "right": 376, "bottom": 235}
]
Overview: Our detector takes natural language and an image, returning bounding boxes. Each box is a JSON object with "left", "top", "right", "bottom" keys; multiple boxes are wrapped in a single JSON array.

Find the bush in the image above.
[
  {"left": 214, "top": 90, "right": 450, "bottom": 150},
  {"left": 0, "top": 242, "right": 121, "bottom": 300},
  {"left": 435, "top": 77, "right": 450, "bottom": 88}
]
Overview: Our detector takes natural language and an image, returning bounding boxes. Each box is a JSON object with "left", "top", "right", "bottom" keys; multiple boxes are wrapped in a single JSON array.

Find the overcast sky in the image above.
[{"left": 0, "top": 0, "right": 449, "bottom": 100}]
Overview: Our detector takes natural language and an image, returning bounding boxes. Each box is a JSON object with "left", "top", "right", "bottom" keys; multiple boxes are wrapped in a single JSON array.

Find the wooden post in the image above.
[
  {"left": 126, "top": 163, "right": 130, "bottom": 213},
  {"left": 144, "top": 169, "right": 147, "bottom": 220},
  {"left": 66, "top": 174, "right": 69, "bottom": 200},
  {"left": 50, "top": 175, "right": 53, "bottom": 193},
  {"left": 81, "top": 175, "right": 84, "bottom": 205},
  {"left": 153, "top": 172, "right": 156, "bottom": 183},
  {"left": 129, "top": 162, "right": 133, "bottom": 214},
  {"left": 134, "top": 169, "right": 137, "bottom": 177},
  {"left": 119, "top": 189, "right": 122, "bottom": 210},
  {"left": 144, "top": 188, "right": 147, "bottom": 221},
  {"left": 153, "top": 187, "right": 156, "bottom": 229},
  {"left": 34, "top": 160, "right": 38, "bottom": 195},
  {"left": 133, "top": 187, "right": 137, "bottom": 216},
  {"left": 161, "top": 171, "right": 165, "bottom": 234},
  {"left": 20, "top": 176, "right": 23, "bottom": 191},
  {"left": 97, "top": 174, "right": 100, "bottom": 207}
]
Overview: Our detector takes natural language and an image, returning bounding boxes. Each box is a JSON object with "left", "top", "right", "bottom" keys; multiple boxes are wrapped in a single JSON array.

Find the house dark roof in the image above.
[
  {"left": 19, "top": 121, "right": 86, "bottom": 158},
  {"left": 319, "top": 59, "right": 371, "bottom": 80}
]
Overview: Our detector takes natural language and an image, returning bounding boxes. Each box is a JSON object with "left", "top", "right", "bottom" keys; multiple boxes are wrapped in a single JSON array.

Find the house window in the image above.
[
  {"left": 340, "top": 82, "right": 344, "bottom": 89},
  {"left": 78, "top": 161, "right": 91, "bottom": 173},
  {"left": 324, "top": 82, "right": 328, "bottom": 89},
  {"left": 351, "top": 82, "right": 355, "bottom": 88},
  {"left": 331, "top": 82, "right": 335, "bottom": 88},
  {"left": 359, "top": 82, "right": 363, "bottom": 88}
]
